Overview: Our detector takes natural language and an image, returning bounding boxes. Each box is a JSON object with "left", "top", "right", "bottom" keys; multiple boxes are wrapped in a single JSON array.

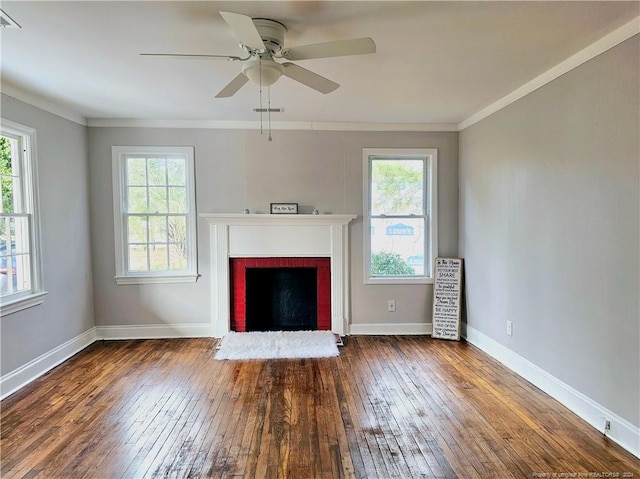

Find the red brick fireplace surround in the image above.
[{"left": 230, "top": 257, "right": 331, "bottom": 332}]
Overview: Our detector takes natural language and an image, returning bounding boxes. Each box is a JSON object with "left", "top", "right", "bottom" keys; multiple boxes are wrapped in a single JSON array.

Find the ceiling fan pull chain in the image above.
[
  {"left": 268, "top": 87, "right": 273, "bottom": 141},
  {"left": 259, "top": 58, "right": 263, "bottom": 135}
]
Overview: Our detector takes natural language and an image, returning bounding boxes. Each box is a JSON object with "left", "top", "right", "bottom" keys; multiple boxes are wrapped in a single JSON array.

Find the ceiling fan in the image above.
[{"left": 141, "top": 11, "right": 376, "bottom": 98}]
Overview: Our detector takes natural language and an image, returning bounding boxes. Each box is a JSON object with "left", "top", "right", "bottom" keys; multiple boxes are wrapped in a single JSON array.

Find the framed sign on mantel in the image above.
[
  {"left": 270, "top": 203, "right": 298, "bottom": 214},
  {"left": 432, "top": 257, "right": 463, "bottom": 341}
]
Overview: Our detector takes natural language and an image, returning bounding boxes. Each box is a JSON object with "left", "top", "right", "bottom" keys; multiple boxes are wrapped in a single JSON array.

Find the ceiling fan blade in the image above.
[
  {"left": 140, "top": 53, "right": 242, "bottom": 61},
  {"left": 215, "top": 73, "right": 249, "bottom": 98},
  {"left": 281, "top": 37, "right": 376, "bottom": 61},
  {"left": 219, "top": 11, "right": 265, "bottom": 51},
  {"left": 282, "top": 63, "right": 339, "bottom": 94}
]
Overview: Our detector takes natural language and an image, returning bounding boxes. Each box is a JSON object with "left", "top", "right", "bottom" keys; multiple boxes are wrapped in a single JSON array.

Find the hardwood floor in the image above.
[{"left": 1, "top": 336, "right": 638, "bottom": 478}]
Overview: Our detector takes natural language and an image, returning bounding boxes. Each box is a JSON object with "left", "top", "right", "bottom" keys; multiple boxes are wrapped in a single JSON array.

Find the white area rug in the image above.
[{"left": 214, "top": 330, "right": 339, "bottom": 360}]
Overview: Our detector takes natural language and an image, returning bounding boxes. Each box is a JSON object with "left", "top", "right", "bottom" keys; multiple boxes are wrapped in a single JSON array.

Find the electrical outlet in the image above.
[
  {"left": 605, "top": 420, "right": 611, "bottom": 433},
  {"left": 387, "top": 300, "right": 396, "bottom": 312},
  {"left": 506, "top": 321, "right": 513, "bottom": 336}
]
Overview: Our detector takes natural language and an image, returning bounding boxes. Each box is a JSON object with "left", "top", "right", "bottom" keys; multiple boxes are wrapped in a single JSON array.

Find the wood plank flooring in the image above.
[{"left": 1, "top": 336, "right": 638, "bottom": 478}]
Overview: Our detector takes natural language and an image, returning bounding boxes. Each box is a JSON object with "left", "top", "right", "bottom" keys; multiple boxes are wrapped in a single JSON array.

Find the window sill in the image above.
[
  {"left": 1, "top": 291, "right": 48, "bottom": 317},
  {"left": 114, "top": 274, "right": 199, "bottom": 285},
  {"left": 365, "top": 277, "right": 434, "bottom": 285}
]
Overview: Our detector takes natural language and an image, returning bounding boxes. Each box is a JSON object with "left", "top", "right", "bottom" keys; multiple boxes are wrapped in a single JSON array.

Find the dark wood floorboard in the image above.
[{"left": 1, "top": 336, "right": 638, "bottom": 478}]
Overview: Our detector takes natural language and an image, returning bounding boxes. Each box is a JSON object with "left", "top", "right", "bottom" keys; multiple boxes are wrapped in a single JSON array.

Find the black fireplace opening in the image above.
[{"left": 245, "top": 267, "right": 317, "bottom": 331}]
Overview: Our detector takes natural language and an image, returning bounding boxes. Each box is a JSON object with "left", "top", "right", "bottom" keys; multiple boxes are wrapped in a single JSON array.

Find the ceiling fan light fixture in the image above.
[
  {"left": 242, "top": 60, "right": 283, "bottom": 87},
  {"left": 148, "top": 11, "right": 376, "bottom": 98}
]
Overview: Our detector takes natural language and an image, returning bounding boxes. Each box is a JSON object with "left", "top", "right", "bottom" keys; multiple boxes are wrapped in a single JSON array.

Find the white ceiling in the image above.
[{"left": 1, "top": 1, "right": 638, "bottom": 127}]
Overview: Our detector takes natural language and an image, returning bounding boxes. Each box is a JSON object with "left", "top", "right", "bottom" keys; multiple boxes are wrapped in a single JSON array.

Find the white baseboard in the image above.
[
  {"left": 1, "top": 327, "right": 98, "bottom": 400},
  {"left": 1, "top": 323, "right": 213, "bottom": 399},
  {"left": 95, "top": 323, "right": 212, "bottom": 340},
  {"left": 349, "top": 322, "right": 432, "bottom": 335},
  {"left": 463, "top": 323, "right": 640, "bottom": 459}
]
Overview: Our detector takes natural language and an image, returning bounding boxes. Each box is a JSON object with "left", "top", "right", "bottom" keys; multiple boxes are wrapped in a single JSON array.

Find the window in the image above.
[
  {"left": 363, "top": 148, "right": 437, "bottom": 284},
  {"left": 1, "top": 119, "right": 46, "bottom": 315},
  {"left": 112, "top": 146, "right": 198, "bottom": 284}
]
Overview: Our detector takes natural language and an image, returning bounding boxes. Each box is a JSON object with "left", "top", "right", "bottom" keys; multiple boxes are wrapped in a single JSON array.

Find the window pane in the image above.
[
  {"left": 1, "top": 177, "right": 15, "bottom": 213},
  {"left": 1, "top": 215, "right": 13, "bottom": 248},
  {"left": 1, "top": 215, "right": 31, "bottom": 296},
  {"left": 370, "top": 217, "right": 425, "bottom": 276},
  {"left": 371, "top": 159, "right": 424, "bottom": 216},
  {"left": 127, "top": 157, "right": 147, "bottom": 186},
  {"left": 149, "top": 216, "right": 167, "bottom": 243},
  {"left": 149, "top": 244, "right": 168, "bottom": 271},
  {"left": 128, "top": 187, "right": 148, "bottom": 213},
  {"left": 0, "top": 235, "right": 15, "bottom": 295},
  {"left": 148, "top": 187, "right": 168, "bottom": 213},
  {"left": 168, "top": 187, "right": 186, "bottom": 213},
  {"left": 167, "top": 158, "right": 185, "bottom": 186},
  {"left": 12, "top": 215, "right": 30, "bottom": 255},
  {"left": 128, "top": 216, "right": 147, "bottom": 243},
  {"left": 14, "top": 253, "right": 31, "bottom": 293},
  {"left": 128, "top": 245, "right": 148, "bottom": 272},
  {"left": 168, "top": 216, "right": 186, "bottom": 244},
  {"left": 1, "top": 136, "right": 18, "bottom": 214},
  {"left": 0, "top": 215, "right": 29, "bottom": 249},
  {"left": 0, "top": 219, "right": 9, "bottom": 263},
  {"left": 147, "top": 158, "right": 167, "bottom": 186},
  {"left": 169, "top": 243, "right": 187, "bottom": 270}
]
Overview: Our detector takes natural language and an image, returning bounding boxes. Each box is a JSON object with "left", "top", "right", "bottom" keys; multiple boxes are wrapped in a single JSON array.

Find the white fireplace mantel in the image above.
[{"left": 200, "top": 213, "right": 357, "bottom": 337}]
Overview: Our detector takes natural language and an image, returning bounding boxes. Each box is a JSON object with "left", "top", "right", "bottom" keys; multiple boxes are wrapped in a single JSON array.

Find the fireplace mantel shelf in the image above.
[
  {"left": 200, "top": 213, "right": 357, "bottom": 226},
  {"left": 203, "top": 213, "right": 357, "bottom": 337}
]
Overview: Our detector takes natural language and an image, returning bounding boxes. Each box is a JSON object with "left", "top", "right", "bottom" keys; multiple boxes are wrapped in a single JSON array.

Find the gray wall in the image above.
[
  {"left": 87, "top": 128, "right": 458, "bottom": 329},
  {"left": 1, "top": 94, "right": 94, "bottom": 376},
  {"left": 459, "top": 37, "right": 639, "bottom": 427}
]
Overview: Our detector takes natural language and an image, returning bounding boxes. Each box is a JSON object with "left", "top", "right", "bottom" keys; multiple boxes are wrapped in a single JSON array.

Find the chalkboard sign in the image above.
[{"left": 432, "top": 257, "right": 463, "bottom": 341}]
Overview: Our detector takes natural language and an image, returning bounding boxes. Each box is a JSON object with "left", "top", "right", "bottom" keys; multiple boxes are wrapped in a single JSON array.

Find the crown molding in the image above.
[
  {"left": 86, "top": 118, "right": 459, "bottom": 132},
  {"left": 458, "top": 16, "right": 640, "bottom": 131},
  {"left": 1, "top": 80, "right": 87, "bottom": 126}
]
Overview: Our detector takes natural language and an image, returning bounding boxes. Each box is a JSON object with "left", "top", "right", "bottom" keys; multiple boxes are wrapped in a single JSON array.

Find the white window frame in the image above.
[
  {"left": 0, "top": 119, "right": 47, "bottom": 316},
  {"left": 112, "top": 146, "right": 198, "bottom": 285},
  {"left": 363, "top": 148, "right": 438, "bottom": 285}
]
